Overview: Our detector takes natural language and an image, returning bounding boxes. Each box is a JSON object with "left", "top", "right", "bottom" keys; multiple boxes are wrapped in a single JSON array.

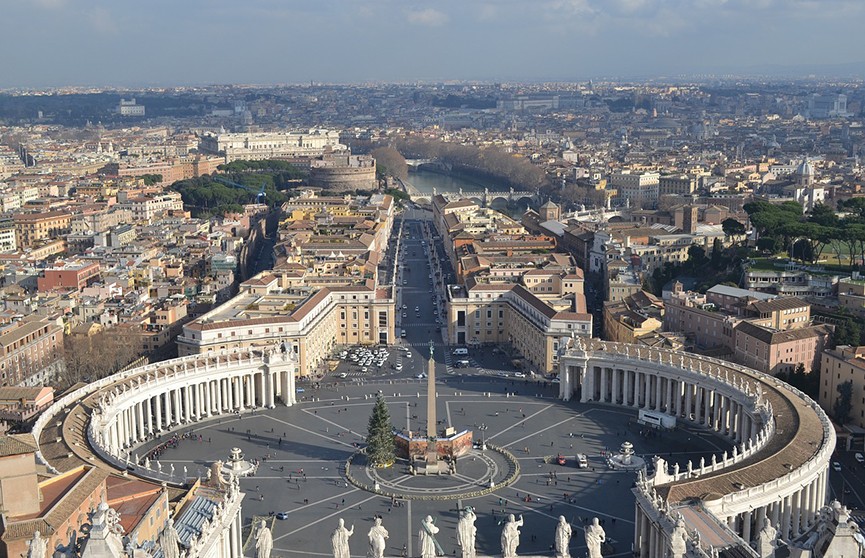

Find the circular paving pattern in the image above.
[{"left": 347, "top": 446, "right": 519, "bottom": 500}]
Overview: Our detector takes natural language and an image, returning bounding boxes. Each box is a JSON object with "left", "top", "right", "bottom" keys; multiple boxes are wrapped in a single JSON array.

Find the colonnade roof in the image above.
[{"left": 656, "top": 363, "right": 825, "bottom": 504}]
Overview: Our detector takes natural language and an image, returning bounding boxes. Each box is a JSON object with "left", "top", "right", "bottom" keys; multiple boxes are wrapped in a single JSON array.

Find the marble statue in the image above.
[
  {"left": 670, "top": 515, "right": 688, "bottom": 558},
  {"left": 500, "top": 514, "right": 524, "bottom": 558},
  {"left": 26, "top": 530, "right": 47, "bottom": 558},
  {"left": 585, "top": 517, "right": 606, "bottom": 558},
  {"left": 254, "top": 519, "right": 273, "bottom": 558},
  {"left": 331, "top": 518, "right": 354, "bottom": 558},
  {"left": 158, "top": 519, "right": 182, "bottom": 558},
  {"left": 418, "top": 515, "right": 441, "bottom": 558},
  {"left": 555, "top": 516, "right": 572, "bottom": 558},
  {"left": 367, "top": 517, "right": 389, "bottom": 558},
  {"left": 456, "top": 507, "right": 477, "bottom": 558},
  {"left": 756, "top": 518, "right": 778, "bottom": 558}
]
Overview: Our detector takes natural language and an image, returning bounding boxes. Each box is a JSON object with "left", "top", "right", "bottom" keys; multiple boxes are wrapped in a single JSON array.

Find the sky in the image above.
[{"left": 3, "top": 0, "right": 865, "bottom": 88}]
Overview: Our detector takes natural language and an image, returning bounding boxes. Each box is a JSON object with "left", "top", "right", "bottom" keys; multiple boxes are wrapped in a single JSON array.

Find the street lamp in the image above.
[{"left": 478, "top": 424, "right": 488, "bottom": 450}]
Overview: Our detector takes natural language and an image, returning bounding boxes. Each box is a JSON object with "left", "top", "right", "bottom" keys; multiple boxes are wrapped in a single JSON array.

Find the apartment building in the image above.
[
  {"left": 117, "top": 191, "right": 184, "bottom": 223},
  {"left": 658, "top": 174, "right": 697, "bottom": 197},
  {"left": 0, "top": 316, "right": 64, "bottom": 387},
  {"left": 837, "top": 276, "right": 865, "bottom": 318},
  {"left": 603, "top": 290, "right": 664, "bottom": 343},
  {"left": 36, "top": 261, "right": 101, "bottom": 292},
  {"left": 13, "top": 211, "right": 72, "bottom": 249},
  {"left": 820, "top": 346, "right": 865, "bottom": 429},
  {"left": 199, "top": 129, "right": 344, "bottom": 162}
]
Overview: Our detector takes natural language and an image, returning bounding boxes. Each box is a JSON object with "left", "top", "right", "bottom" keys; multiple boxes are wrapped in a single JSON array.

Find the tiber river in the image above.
[{"left": 403, "top": 169, "right": 532, "bottom": 217}]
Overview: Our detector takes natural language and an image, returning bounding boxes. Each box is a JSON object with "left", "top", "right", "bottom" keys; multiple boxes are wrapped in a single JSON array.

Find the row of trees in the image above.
[
  {"left": 60, "top": 330, "right": 142, "bottom": 390},
  {"left": 745, "top": 199, "right": 865, "bottom": 268},
  {"left": 370, "top": 146, "right": 408, "bottom": 181}
]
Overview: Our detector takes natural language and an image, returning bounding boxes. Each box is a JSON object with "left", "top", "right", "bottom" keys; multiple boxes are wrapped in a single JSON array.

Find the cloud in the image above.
[{"left": 407, "top": 8, "right": 448, "bottom": 27}]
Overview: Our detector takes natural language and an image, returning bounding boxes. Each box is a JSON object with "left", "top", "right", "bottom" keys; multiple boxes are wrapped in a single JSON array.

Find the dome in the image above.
[{"left": 796, "top": 157, "right": 814, "bottom": 177}]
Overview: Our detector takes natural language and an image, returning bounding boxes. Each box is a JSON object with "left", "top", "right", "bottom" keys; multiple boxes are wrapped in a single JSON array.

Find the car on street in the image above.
[
  {"left": 833, "top": 461, "right": 842, "bottom": 472},
  {"left": 276, "top": 512, "right": 289, "bottom": 520},
  {"left": 856, "top": 453, "right": 864, "bottom": 463},
  {"left": 296, "top": 387, "right": 305, "bottom": 393},
  {"left": 416, "top": 373, "right": 427, "bottom": 379},
  {"left": 395, "top": 363, "right": 403, "bottom": 371},
  {"left": 514, "top": 372, "right": 526, "bottom": 378},
  {"left": 338, "top": 373, "right": 348, "bottom": 378},
  {"left": 551, "top": 378, "right": 561, "bottom": 384}
]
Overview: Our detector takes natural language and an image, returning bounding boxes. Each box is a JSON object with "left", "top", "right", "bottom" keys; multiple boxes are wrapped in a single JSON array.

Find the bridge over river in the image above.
[{"left": 398, "top": 177, "right": 540, "bottom": 207}]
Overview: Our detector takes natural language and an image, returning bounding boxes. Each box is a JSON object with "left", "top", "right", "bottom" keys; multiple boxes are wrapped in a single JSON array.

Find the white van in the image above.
[
  {"left": 453, "top": 347, "right": 468, "bottom": 356},
  {"left": 576, "top": 454, "right": 588, "bottom": 468}
]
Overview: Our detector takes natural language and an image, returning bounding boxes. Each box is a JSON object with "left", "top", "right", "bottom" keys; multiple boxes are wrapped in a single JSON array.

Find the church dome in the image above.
[{"left": 796, "top": 157, "right": 814, "bottom": 177}]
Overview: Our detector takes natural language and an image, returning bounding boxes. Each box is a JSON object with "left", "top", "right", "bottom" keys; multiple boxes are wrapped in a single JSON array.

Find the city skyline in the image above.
[{"left": 4, "top": 0, "right": 865, "bottom": 88}]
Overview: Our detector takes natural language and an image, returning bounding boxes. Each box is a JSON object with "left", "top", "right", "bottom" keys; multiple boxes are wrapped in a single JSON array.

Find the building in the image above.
[
  {"left": 807, "top": 93, "right": 848, "bottom": 119},
  {"left": 610, "top": 171, "right": 660, "bottom": 208},
  {"left": 13, "top": 210, "right": 72, "bottom": 249},
  {"left": 837, "top": 276, "right": 865, "bottom": 318},
  {"left": 0, "top": 315, "right": 64, "bottom": 387},
  {"left": 733, "top": 321, "right": 831, "bottom": 376},
  {"left": 308, "top": 154, "right": 376, "bottom": 192},
  {"left": 178, "top": 274, "right": 395, "bottom": 376},
  {"left": 603, "top": 290, "right": 664, "bottom": 343},
  {"left": 118, "top": 98, "right": 145, "bottom": 116},
  {"left": 658, "top": 175, "right": 697, "bottom": 197},
  {"left": 37, "top": 261, "right": 101, "bottom": 292},
  {"left": 820, "top": 346, "right": 865, "bottom": 430},
  {"left": 199, "top": 129, "right": 345, "bottom": 162},
  {"left": 446, "top": 279, "right": 591, "bottom": 374}
]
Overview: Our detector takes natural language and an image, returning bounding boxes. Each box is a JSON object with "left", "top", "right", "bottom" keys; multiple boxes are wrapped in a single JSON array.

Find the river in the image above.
[{"left": 404, "top": 169, "right": 532, "bottom": 217}]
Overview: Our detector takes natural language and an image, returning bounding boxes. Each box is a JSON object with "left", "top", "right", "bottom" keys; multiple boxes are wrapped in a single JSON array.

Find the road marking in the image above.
[
  {"left": 272, "top": 493, "right": 380, "bottom": 542},
  {"left": 488, "top": 404, "right": 555, "bottom": 441},
  {"left": 265, "top": 415, "right": 357, "bottom": 449}
]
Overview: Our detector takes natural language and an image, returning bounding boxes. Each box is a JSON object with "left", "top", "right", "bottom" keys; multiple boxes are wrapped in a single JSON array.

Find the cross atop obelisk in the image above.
[{"left": 426, "top": 340, "right": 436, "bottom": 439}]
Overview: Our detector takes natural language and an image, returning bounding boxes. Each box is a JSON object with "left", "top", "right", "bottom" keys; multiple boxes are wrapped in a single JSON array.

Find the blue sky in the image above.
[{"left": 4, "top": 0, "right": 864, "bottom": 87}]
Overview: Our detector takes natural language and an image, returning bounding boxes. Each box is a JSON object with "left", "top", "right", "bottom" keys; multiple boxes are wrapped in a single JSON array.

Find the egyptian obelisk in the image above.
[{"left": 426, "top": 340, "right": 436, "bottom": 438}]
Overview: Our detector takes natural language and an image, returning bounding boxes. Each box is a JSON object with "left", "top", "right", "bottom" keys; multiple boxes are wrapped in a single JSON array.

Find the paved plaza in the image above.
[{"left": 144, "top": 375, "right": 731, "bottom": 558}]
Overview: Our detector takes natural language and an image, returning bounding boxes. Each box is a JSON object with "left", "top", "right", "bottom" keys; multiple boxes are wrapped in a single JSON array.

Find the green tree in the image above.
[
  {"left": 833, "top": 318, "right": 862, "bottom": 348},
  {"left": 808, "top": 204, "right": 839, "bottom": 227},
  {"left": 834, "top": 380, "right": 853, "bottom": 425},
  {"left": 686, "top": 244, "right": 707, "bottom": 269},
  {"left": 366, "top": 394, "right": 396, "bottom": 467},
  {"left": 721, "top": 218, "right": 746, "bottom": 239},
  {"left": 137, "top": 173, "right": 163, "bottom": 186}
]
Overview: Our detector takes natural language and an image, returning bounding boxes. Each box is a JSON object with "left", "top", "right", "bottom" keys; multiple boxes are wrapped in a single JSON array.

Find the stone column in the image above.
[
  {"left": 781, "top": 494, "right": 792, "bottom": 540},
  {"left": 173, "top": 388, "right": 181, "bottom": 425},
  {"left": 770, "top": 501, "right": 780, "bottom": 529},
  {"left": 600, "top": 368, "right": 608, "bottom": 403},
  {"left": 236, "top": 377, "right": 246, "bottom": 411},
  {"left": 792, "top": 489, "right": 802, "bottom": 536},
  {"left": 136, "top": 401, "right": 145, "bottom": 441},
  {"left": 684, "top": 383, "right": 692, "bottom": 420},
  {"left": 704, "top": 389, "right": 713, "bottom": 428},
  {"left": 155, "top": 392, "right": 163, "bottom": 431},
  {"left": 146, "top": 397, "right": 153, "bottom": 434},
  {"left": 694, "top": 386, "right": 702, "bottom": 423},
  {"left": 742, "top": 509, "right": 752, "bottom": 543}
]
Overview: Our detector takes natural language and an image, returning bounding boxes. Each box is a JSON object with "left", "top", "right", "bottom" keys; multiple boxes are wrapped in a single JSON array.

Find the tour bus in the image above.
[{"left": 637, "top": 409, "right": 677, "bottom": 430}]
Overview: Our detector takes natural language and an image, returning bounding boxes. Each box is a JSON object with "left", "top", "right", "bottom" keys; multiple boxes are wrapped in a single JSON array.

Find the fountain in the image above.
[
  {"left": 220, "top": 447, "right": 256, "bottom": 477},
  {"left": 607, "top": 441, "right": 646, "bottom": 471}
]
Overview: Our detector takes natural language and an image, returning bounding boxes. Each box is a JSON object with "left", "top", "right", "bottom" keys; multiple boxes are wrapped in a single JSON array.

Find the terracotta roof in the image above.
[
  {"left": 0, "top": 433, "right": 38, "bottom": 457},
  {"left": 749, "top": 297, "right": 807, "bottom": 313},
  {"left": 735, "top": 322, "right": 829, "bottom": 345}
]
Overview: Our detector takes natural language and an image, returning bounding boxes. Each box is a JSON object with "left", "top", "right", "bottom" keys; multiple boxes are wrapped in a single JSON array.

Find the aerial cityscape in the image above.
[{"left": 1, "top": 2, "right": 865, "bottom": 558}]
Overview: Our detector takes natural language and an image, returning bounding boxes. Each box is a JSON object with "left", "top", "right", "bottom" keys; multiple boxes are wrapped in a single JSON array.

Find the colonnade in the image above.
[
  {"left": 556, "top": 339, "right": 834, "bottom": 557},
  {"left": 584, "top": 365, "right": 757, "bottom": 443},
  {"left": 103, "top": 369, "right": 280, "bottom": 454}
]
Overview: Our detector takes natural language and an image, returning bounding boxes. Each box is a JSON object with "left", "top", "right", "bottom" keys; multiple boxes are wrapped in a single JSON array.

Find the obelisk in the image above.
[{"left": 426, "top": 340, "right": 436, "bottom": 439}]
